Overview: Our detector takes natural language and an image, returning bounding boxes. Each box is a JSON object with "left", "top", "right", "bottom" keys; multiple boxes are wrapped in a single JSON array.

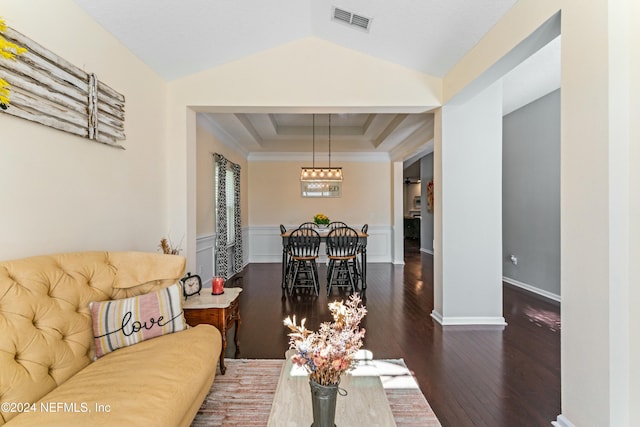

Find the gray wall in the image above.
[
  {"left": 502, "top": 89, "right": 560, "bottom": 296},
  {"left": 420, "top": 153, "right": 434, "bottom": 253}
]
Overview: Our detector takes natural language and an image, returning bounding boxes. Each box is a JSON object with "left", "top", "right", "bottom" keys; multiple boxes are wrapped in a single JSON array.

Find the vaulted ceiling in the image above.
[{"left": 74, "top": 0, "right": 560, "bottom": 163}]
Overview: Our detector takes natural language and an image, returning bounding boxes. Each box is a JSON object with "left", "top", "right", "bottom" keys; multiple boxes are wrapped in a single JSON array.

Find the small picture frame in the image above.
[{"left": 414, "top": 196, "right": 421, "bottom": 208}]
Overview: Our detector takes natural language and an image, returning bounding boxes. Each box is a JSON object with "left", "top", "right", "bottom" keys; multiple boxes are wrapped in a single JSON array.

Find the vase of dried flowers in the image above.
[{"left": 284, "top": 295, "right": 367, "bottom": 427}]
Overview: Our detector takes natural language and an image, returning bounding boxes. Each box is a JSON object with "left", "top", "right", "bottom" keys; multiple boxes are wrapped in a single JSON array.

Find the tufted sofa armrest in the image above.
[{"left": 0, "top": 251, "right": 185, "bottom": 425}]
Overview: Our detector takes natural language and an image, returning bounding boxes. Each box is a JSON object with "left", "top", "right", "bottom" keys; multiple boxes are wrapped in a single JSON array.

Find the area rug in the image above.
[{"left": 191, "top": 358, "right": 441, "bottom": 427}]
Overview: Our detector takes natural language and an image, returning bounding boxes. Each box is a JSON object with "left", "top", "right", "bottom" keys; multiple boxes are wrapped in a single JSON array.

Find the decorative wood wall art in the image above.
[{"left": 0, "top": 26, "right": 126, "bottom": 148}]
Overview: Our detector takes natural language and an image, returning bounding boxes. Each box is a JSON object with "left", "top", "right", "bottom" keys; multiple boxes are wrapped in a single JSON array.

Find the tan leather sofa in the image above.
[{"left": 0, "top": 251, "right": 222, "bottom": 427}]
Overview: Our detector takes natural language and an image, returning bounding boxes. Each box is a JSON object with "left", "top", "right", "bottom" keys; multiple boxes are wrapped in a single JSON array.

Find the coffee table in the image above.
[{"left": 267, "top": 350, "right": 397, "bottom": 427}]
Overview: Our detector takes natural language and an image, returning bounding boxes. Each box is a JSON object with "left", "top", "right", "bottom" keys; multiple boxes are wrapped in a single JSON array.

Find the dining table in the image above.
[{"left": 280, "top": 227, "right": 368, "bottom": 292}]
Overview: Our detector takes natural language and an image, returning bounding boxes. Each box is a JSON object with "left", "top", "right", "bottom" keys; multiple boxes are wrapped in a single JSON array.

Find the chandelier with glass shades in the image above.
[{"left": 300, "top": 114, "right": 343, "bottom": 182}]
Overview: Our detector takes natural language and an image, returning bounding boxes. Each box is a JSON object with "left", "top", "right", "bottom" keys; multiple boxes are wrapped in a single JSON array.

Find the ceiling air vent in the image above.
[{"left": 332, "top": 7, "right": 371, "bottom": 32}]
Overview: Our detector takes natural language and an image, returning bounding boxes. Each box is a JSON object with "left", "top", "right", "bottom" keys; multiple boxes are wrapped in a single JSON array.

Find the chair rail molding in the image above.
[
  {"left": 195, "top": 233, "right": 216, "bottom": 280},
  {"left": 196, "top": 228, "right": 248, "bottom": 280},
  {"left": 247, "top": 224, "right": 392, "bottom": 264}
]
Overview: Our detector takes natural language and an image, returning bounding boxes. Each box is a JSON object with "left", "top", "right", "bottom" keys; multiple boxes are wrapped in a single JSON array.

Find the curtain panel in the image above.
[
  {"left": 232, "top": 163, "right": 243, "bottom": 273},
  {"left": 213, "top": 153, "right": 242, "bottom": 279}
]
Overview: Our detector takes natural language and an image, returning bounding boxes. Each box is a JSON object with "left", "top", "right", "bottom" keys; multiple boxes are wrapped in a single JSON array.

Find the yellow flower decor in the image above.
[
  {"left": 0, "top": 16, "right": 27, "bottom": 110},
  {"left": 313, "top": 213, "right": 330, "bottom": 225}
]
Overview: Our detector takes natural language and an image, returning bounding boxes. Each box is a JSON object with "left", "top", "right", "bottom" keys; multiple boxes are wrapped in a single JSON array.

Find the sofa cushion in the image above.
[
  {"left": 89, "top": 283, "right": 187, "bottom": 358},
  {"left": 4, "top": 324, "right": 222, "bottom": 427}
]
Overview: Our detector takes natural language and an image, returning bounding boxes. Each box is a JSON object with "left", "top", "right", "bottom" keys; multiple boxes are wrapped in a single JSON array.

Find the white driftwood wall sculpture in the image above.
[{"left": 0, "top": 27, "right": 126, "bottom": 148}]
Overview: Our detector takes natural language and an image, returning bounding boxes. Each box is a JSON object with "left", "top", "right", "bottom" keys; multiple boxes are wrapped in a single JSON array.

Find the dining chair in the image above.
[
  {"left": 280, "top": 224, "right": 293, "bottom": 294},
  {"left": 287, "top": 227, "right": 321, "bottom": 296},
  {"left": 356, "top": 224, "right": 368, "bottom": 287},
  {"left": 326, "top": 226, "right": 359, "bottom": 295}
]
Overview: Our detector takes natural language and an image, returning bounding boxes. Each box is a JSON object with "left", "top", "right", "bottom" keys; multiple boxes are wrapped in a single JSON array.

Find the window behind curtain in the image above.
[{"left": 215, "top": 165, "right": 236, "bottom": 247}]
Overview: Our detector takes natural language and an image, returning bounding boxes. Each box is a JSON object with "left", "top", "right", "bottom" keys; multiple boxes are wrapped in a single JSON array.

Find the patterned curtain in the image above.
[
  {"left": 214, "top": 153, "right": 243, "bottom": 278},
  {"left": 231, "top": 163, "right": 243, "bottom": 275},
  {"left": 214, "top": 154, "right": 228, "bottom": 277}
]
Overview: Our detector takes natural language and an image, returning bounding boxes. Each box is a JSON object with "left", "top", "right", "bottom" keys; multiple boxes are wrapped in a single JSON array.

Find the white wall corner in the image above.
[
  {"left": 551, "top": 415, "right": 576, "bottom": 427},
  {"left": 420, "top": 248, "right": 434, "bottom": 255}
]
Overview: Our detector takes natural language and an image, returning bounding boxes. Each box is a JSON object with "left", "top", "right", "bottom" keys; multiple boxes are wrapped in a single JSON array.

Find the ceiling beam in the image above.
[
  {"left": 234, "top": 113, "right": 264, "bottom": 147},
  {"left": 373, "top": 114, "right": 409, "bottom": 148}
]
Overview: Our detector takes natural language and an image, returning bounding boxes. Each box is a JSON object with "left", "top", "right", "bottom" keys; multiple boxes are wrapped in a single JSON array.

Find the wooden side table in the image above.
[{"left": 183, "top": 287, "right": 242, "bottom": 374}]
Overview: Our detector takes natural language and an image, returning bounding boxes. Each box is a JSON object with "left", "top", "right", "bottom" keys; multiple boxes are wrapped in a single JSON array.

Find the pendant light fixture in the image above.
[{"left": 300, "top": 114, "right": 343, "bottom": 182}]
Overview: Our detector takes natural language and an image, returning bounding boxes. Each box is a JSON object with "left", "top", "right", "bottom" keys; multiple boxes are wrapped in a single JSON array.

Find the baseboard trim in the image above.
[
  {"left": 551, "top": 415, "right": 576, "bottom": 427},
  {"left": 420, "top": 248, "right": 433, "bottom": 255},
  {"left": 503, "top": 276, "right": 561, "bottom": 302},
  {"left": 431, "top": 310, "right": 507, "bottom": 326}
]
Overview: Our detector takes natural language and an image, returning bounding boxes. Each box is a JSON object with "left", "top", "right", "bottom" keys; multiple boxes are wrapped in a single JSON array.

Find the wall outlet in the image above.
[{"left": 509, "top": 254, "right": 518, "bottom": 265}]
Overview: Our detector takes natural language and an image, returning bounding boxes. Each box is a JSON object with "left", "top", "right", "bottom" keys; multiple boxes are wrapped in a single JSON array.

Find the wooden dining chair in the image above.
[
  {"left": 356, "top": 224, "right": 368, "bottom": 287},
  {"left": 326, "top": 226, "right": 359, "bottom": 295},
  {"left": 280, "top": 224, "right": 294, "bottom": 294},
  {"left": 287, "top": 227, "right": 321, "bottom": 296}
]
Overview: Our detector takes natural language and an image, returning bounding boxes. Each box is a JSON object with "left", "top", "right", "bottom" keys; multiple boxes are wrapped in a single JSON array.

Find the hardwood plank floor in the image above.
[{"left": 224, "top": 240, "right": 561, "bottom": 427}]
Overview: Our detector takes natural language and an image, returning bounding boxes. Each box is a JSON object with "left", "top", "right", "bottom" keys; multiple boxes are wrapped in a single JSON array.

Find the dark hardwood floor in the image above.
[{"left": 225, "top": 239, "right": 561, "bottom": 427}]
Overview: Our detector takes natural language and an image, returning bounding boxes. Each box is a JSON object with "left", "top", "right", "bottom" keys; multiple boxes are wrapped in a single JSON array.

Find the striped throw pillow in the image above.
[{"left": 89, "top": 283, "right": 187, "bottom": 359}]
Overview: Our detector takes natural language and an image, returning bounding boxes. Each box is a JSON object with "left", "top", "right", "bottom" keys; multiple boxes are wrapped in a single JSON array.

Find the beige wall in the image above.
[
  {"left": 0, "top": 0, "right": 170, "bottom": 261},
  {"left": 248, "top": 161, "right": 391, "bottom": 227},
  {"left": 196, "top": 123, "right": 248, "bottom": 236}
]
